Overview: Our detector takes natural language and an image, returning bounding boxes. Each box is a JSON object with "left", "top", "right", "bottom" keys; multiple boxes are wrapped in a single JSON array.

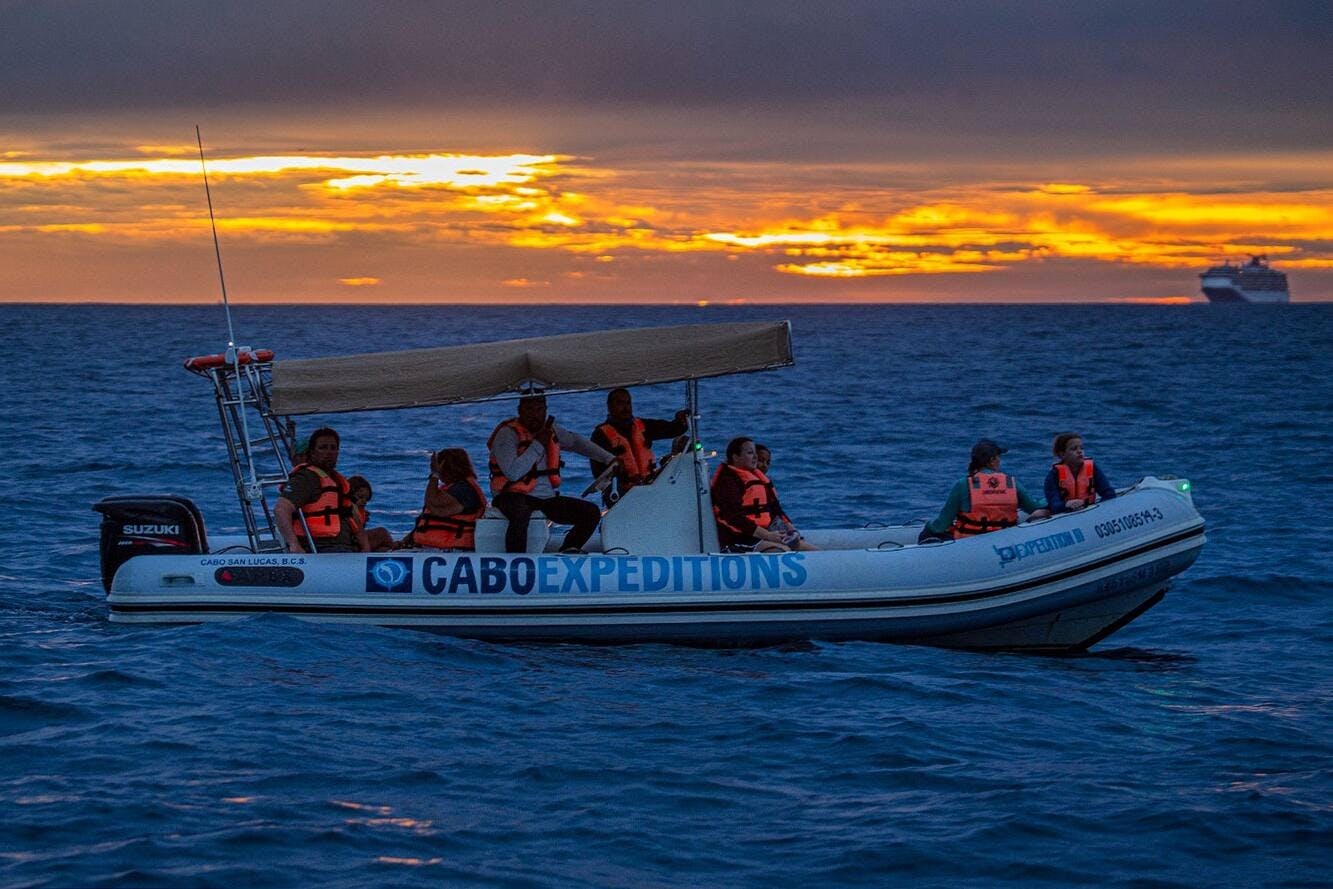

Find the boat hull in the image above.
[
  {"left": 106, "top": 481, "right": 1205, "bottom": 652},
  {"left": 1201, "top": 285, "right": 1289, "bottom": 304}
]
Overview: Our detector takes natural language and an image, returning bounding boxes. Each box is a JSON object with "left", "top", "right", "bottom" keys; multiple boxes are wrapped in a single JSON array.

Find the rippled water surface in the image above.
[{"left": 2, "top": 304, "right": 1330, "bottom": 887}]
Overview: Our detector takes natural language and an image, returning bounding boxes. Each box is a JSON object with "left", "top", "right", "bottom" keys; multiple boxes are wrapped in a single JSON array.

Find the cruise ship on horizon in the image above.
[{"left": 1199, "top": 255, "right": 1290, "bottom": 303}]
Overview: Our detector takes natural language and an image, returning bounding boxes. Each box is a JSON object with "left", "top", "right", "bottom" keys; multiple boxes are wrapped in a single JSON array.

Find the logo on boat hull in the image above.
[
  {"left": 366, "top": 556, "right": 413, "bottom": 593},
  {"left": 994, "top": 528, "right": 1085, "bottom": 567}
]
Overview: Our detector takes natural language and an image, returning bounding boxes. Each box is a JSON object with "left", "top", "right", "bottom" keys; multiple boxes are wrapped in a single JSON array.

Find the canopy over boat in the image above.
[{"left": 270, "top": 320, "right": 794, "bottom": 416}]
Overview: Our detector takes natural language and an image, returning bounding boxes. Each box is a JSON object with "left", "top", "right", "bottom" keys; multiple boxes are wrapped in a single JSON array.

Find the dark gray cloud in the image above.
[{"left": 3, "top": 0, "right": 1331, "bottom": 152}]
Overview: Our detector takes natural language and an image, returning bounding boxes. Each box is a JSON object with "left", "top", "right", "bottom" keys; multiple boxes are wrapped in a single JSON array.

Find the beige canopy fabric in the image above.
[{"left": 269, "top": 321, "right": 794, "bottom": 416}]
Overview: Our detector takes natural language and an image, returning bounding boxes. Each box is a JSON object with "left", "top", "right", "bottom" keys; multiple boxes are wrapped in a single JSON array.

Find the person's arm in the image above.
[
  {"left": 1044, "top": 467, "right": 1069, "bottom": 513},
  {"left": 642, "top": 411, "right": 689, "bottom": 442},
  {"left": 768, "top": 484, "right": 796, "bottom": 531},
  {"left": 924, "top": 479, "right": 967, "bottom": 535},
  {"left": 421, "top": 453, "right": 467, "bottom": 517},
  {"left": 555, "top": 425, "right": 616, "bottom": 464},
  {"left": 274, "top": 469, "right": 317, "bottom": 553},
  {"left": 274, "top": 497, "right": 305, "bottom": 553},
  {"left": 420, "top": 455, "right": 441, "bottom": 510},
  {"left": 491, "top": 424, "right": 542, "bottom": 481},
  {"left": 1017, "top": 481, "right": 1050, "bottom": 519},
  {"left": 423, "top": 482, "right": 465, "bottom": 518},
  {"left": 1093, "top": 464, "right": 1117, "bottom": 501}
]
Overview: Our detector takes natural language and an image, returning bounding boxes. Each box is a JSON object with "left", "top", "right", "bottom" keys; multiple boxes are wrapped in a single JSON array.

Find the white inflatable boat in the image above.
[{"left": 94, "top": 322, "right": 1205, "bottom": 652}]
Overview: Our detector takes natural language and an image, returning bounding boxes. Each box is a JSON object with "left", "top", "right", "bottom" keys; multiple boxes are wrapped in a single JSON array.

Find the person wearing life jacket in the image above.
[
  {"left": 755, "top": 443, "right": 772, "bottom": 476},
  {"left": 411, "top": 448, "right": 489, "bottom": 550},
  {"left": 710, "top": 436, "right": 817, "bottom": 552},
  {"left": 589, "top": 388, "right": 690, "bottom": 505},
  {"left": 1044, "top": 432, "right": 1117, "bottom": 513},
  {"left": 275, "top": 426, "right": 363, "bottom": 553},
  {"left": 346, "top": 475, "right": 395, "bottom": 552},
  {"left": 918, "top": 438, "right": 1050, "bottom": 543},
  {"left": 488, "top": 394, "right": 618, "bottom": 553}
]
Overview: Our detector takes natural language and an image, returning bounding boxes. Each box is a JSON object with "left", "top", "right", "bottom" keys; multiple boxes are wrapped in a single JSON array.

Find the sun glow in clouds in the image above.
[
  {"left": 0, "top": 152, "right": 561, "bottom": 190},
  {"left": 696, "top": 185, "right": 1333, "bottom": 277},
  {"left": 2, "top": 144, "right": 1331, "bottom": 299}
]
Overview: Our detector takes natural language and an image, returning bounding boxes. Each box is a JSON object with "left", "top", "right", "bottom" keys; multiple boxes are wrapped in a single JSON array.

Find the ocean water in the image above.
[{"left": 1, "top": 303, "right": 1330, "bottom": 888}]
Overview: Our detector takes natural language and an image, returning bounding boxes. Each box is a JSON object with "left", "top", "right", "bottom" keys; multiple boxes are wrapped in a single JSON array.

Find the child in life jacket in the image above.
[
  {"left": 1044, "top": 433, "right": 1117, "bottom": 513},
  {"left": 346, "top": 476, "right": 395, "bottom": 552}
]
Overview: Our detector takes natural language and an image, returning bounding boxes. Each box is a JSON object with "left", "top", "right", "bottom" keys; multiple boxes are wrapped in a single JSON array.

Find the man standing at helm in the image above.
[
  {"left": 488, "top": 394, "right": 617, "bottom": 553},
  {"left": 589, "top": 387, "right": 690, "bottom": 505}
]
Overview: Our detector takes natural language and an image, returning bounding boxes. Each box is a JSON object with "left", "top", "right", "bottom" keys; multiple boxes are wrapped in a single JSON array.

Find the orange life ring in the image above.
[{"left": 183, "top": 349, "right": 274, "bottom": 371}]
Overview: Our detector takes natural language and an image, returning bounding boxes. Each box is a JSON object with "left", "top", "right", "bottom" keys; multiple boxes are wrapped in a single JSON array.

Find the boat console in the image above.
[{"left": 599, "top": 450, "right": 719, "bottom": 555}]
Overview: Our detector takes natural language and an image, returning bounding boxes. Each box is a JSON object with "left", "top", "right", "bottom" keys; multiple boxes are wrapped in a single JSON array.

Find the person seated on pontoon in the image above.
[
  {"left": 918, "top": 438, "right": 1050, "bottom": 543},
  {"left": 1044, "top": 432, "right": 1117, "bottom": 513},
  {"left": 275, "top": 426, "right": 364, "bottom": 553},
  {"left": 589, "top": 388, "right": 690, "bottom": 505},
  {"left": 409, "top": 448, "right": 489, "bottom": 551},
  {"left": 346, "top": 475, "right": 395, "bottom": 552},
  {"left": 488, "top": 394, "right": 617, "bottom": 553},
  {"left": 711, "top": 436, "right": 816, "bottom": 553},
  {"left": 755, "top": 443, "right": 772, "bottom": 476}
]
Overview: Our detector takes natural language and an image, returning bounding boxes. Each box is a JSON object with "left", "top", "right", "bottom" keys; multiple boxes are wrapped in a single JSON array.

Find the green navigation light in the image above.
[
  {"left": 1179, "top": 481, "right": 1190, "bottom": 492},
  {"left": 693, "top": 441, "right": 703, "bottom": 451}
]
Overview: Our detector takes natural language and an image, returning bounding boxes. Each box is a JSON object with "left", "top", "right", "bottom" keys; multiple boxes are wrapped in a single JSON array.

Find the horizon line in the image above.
[{"left": 3, "top": 299, "right": 1329, "bottom": 307}]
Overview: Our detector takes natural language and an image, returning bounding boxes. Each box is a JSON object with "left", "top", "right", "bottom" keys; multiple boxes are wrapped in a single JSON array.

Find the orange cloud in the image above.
[{"left": 2, "top": 145, "right": 1331, "bottom": 298}]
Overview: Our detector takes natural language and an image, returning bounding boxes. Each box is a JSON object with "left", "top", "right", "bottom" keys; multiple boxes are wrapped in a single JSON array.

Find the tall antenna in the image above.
[
  {"left": 196, "top": 125, "right": 237, "bottom": 349},
  {"left": 195, "top": 125, "right": 259, "bottom": 492}
]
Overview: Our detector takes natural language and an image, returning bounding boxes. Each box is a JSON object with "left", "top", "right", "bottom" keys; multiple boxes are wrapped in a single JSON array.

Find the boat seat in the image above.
[{"left": 473, "top": 508, "right": 551, "bottom": 553}]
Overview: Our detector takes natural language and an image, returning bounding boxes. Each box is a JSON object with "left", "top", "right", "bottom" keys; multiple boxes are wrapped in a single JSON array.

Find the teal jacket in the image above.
[{"left": 924, "top": 470, "right": 1047, "bottom": 536}]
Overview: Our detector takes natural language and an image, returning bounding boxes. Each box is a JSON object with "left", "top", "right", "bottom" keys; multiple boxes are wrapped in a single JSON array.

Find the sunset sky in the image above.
[{"left": 3, "top": 1, "right": 1331, "bottom": 303}]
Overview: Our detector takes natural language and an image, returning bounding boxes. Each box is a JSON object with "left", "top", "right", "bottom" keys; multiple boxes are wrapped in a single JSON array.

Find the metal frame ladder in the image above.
[{"left": 186, "top": 349, "right": 296, "bottom": 553}]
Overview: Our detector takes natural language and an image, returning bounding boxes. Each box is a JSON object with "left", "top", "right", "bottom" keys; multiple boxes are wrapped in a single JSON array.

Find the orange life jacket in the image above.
[
  {"left": 414, "top": 477, "right": 489, "bottom": 550},
  {"left": 347, "top": 504, "right": 367, "bottom": 536},
  {"left": 596, "top": 418, "right": 656, "bottom": 487},
  {"left": 953, "top": 472, "right": 1019, "bottom": 538},
  {"left": 289, "top": 463, "right": 351, "bottom": 540},
  {"left": 487, "top": 419, "right": 562, "bottom": 494},
  {"left": 711, "top": 463, "right": 781, "bottom": 534},
  {"left": 1055, "top": 459, "right": 1097, "bottom": 505}
]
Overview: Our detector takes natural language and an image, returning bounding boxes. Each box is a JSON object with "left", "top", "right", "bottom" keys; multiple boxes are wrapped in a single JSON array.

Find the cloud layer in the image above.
[
  {"left": 1, "top": 1, "right": 1329, "bottom": 301},
  {"left": 3, "top": 147, "right": 1330, "bottom": 302},
  {"left": 5, "top": 1, "right": 1331, "bottom": 155}
]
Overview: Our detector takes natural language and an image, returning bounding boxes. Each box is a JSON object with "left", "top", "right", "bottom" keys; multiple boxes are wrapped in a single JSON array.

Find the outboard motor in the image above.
[{"left": 92, "top": 496, "right": 208, "bottom": 592}]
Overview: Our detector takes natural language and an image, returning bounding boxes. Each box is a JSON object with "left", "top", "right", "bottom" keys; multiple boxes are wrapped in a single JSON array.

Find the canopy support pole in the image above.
[{"left": 686, "top": 378, "right": 708, "bottom": 554}]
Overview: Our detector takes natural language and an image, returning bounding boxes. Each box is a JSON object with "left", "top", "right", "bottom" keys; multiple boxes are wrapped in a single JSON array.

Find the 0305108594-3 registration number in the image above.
[{"left": 1094, "top": 508, "right": 1165, "bottom": 538}]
